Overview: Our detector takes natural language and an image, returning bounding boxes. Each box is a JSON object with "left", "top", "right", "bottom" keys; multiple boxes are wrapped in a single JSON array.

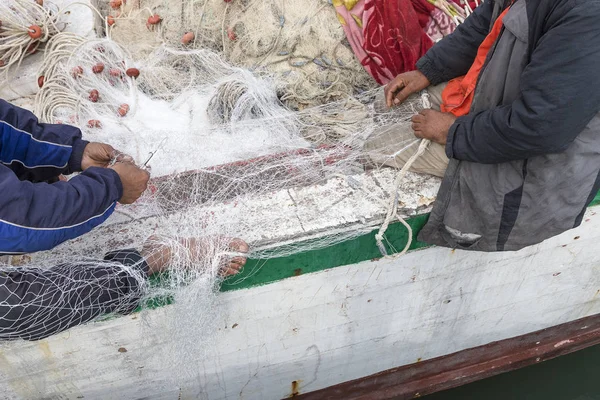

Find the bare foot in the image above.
[{"left": 141, "top": 236, "right": 249, "bottom": 277}]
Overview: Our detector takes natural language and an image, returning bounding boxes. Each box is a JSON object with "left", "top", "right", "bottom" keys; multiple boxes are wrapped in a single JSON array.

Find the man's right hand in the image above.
[
  {"left": 385, "top": 70, "right": 431, "bottom": 108},
  {"left": 110, "top": 162, "right": 150, "bottom": 204}
]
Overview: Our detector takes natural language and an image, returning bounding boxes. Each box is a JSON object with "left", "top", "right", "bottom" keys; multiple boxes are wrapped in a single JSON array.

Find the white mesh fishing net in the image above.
[
  {"left": 101, "top": 0, "right": 378, "bottom": 109},
  {"left": 1, "top": 0, "right": 441, "bottom": 376}
]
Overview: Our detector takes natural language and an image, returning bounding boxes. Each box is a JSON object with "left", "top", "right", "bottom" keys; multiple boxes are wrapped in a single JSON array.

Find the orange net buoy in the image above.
[{"left": 28, "top": 25, "right": 42, "bottom": 39}]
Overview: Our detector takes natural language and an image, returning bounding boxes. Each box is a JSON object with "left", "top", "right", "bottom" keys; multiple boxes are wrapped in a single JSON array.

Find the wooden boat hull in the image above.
[{"left": 1, "top": 207, "right": 599, "bottom": 399}]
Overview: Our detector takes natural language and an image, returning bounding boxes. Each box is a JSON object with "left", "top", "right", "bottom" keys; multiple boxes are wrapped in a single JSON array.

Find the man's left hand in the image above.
[
  {"left": 411, "top": 110, "right": 457, "bottom": 145},
  {"left": 82, "top": 142, "right": 134, "bottom": 170}
]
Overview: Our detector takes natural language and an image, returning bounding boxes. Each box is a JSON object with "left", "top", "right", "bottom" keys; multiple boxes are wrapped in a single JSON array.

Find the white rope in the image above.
[
  {"left": 0, "top": 0, "right": 63, "bottom": 87},
  {"left": 375, "top": 91, "right": 432, "bottom": 258}
]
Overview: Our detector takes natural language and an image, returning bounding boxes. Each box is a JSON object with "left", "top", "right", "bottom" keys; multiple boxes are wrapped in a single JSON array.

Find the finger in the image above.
[
  {"left": 420, "top": 109, "right": 436, "bottom": 117},
  {"left": 385, "top": 80, "right": 405, "bottom": 108},
  {"left": 411, "top": 114, "right": 424, "bottom": 123},
  {"left": 139, "top": 169, "right": 151, "bottom": 185},
  {"left": 229, "top": 260, "right": 243, "bottom": 269},
  {"left": 411, "top": 122, "right": 421, "bottom": 131},
  {"left": 115, "top": 153, "right": 135, "bottom": 164},
  {"left": 229, "top": 263, "right": 244, "bottom": 273},
  {"left": 414, "top": 130, "right": 424, "bottom": 139},
  {"left": 393, "top": 86, "right": 414, "bottom": 106},
  {"left": 103, "top": 143, "right": 116, "bottom": 154}
]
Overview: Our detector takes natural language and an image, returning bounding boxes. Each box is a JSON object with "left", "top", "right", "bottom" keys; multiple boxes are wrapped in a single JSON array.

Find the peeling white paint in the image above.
[{"left": 0, "top": 208, "right": 599, "bottom": 399}]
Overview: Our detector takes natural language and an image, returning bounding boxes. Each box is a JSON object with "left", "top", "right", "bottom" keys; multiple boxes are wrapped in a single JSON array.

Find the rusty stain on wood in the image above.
[
  {"left": 293, "top": 313, "right": 600, "bottom": 400},
  {"left": 289, "top": 380, "right": 301, "bottom": 397}
]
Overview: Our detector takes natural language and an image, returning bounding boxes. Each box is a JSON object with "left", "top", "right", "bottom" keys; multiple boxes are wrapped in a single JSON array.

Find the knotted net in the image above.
[{"left": 1, "top": 0, "right": 445, "bottom": 378}]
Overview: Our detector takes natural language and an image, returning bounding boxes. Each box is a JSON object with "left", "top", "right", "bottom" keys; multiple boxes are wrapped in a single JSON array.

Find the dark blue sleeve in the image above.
[
  {"left": 446, "top": 3, "right": 600, "bottom": 163},
  {"left": 0, "top": 164, "right": 123, "bottom": 254},
  {"left": 0, "top": 99, "right": 89, "bottom": 181},
  {"left": 416, "top": 0, "right": 494, "bottom": 85}
]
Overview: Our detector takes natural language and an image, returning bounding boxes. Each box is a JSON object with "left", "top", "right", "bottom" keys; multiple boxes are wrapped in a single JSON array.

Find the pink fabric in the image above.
[
  {"left": 426, "top": 8, "right": 458, "bottom": 42},
  {"left": 335, "top": 0, "right": 477, "bottom": 85},
  {"left": 336, "top": 0, "right": 433, "bottom": 85}
]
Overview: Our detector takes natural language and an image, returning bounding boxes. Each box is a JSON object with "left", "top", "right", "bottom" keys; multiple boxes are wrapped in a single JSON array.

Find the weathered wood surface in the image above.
[
  {"left": 1, "top": 208, "right": 599, "bottom": 399},
  {"left": 298, "top": 313, "right": 600, "bottom": 400},
  {"left": 29, "top": 168, "right": 440, "bottom": 261}
]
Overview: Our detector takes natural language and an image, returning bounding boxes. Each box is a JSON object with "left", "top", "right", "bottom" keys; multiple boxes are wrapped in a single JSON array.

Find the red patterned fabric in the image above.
[
  {"left": 361, "top": 0, "right": 433, "bottom": 84},
  {"left": 411, "top": 0, "right": 436, "bottom": 29},
  {"left": 335, "top": 0, "right": 478, "bottom": 85}
]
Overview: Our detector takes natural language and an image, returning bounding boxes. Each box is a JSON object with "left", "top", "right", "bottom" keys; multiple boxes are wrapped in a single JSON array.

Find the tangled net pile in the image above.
[
  {"left": 101, "top": 0, "right": 377, "bottom": 110},
  {"left": 0, "top": 0, "right": 64, "bottom": 86},
  {"left": 1, "top": 0, "right": 441, "bottom": 378}
]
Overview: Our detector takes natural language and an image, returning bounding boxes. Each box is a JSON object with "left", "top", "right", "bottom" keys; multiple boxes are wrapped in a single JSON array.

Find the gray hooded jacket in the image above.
[{"left": 416, "top": 0, "right": 600, "bottom": 251}]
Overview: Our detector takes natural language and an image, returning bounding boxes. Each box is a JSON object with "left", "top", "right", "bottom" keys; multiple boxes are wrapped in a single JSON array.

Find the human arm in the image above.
[
  {"left": 0, "top": 163, "right": 123, "bottom": 254},
  {"left": 446, "top": 3, "right": 600, "bottom": 163},
  {"left": 0, "top": 99, "right": 90, "bottom": 181},
  {"left": 0, "top": 159, "right": 149, "bottom": 254},
  {"left": 385, "top": 1, "right": 495, "bottom": 107}
]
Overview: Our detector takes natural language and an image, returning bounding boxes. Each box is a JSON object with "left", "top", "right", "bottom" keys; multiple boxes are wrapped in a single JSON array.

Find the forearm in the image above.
[
  {"left": 446, "top": 2, "right": 600, "bottom": 163},
  {"left": 0, "top": 99, "right": 88, "bottom": 180},
  {"left": 0, "top": 165, "right": 123, "bottom": 254}
]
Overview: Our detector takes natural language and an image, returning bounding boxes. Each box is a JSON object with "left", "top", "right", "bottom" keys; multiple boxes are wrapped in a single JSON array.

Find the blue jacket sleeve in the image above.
[
  {"left": 416, "top": 0, "right": 494, "bottom": 85},
  {"left": 0, "top": 164, "right": 123, "bottom": 254},
  {"left": 0, "top": 99, "right": 88, "bottom": 182},
  {"left": 446, "top": 3, "right": 600, "bottom": 163}
]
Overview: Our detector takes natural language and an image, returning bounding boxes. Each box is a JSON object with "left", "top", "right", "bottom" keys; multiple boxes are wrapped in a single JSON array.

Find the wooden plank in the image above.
[
  {"left": 28, "top": 168, "right": 440, "bottom": 264},
  {"left": 1, "top": 209, "right": 600, "bottom": 399},
  {"left": 296, "top": 314, "right": 600, "bottom": 400}
]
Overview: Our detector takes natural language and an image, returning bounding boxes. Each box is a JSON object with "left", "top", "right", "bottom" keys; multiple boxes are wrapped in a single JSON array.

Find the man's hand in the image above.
[
  {"left": 82, "top": 142, "right": 135, "bottom": 170},
  {"left": 110, "top": 162, "right": 150, "bottom": 204},
  {"left": 411, "top": 109, "right": 457, "bottom": 145},
  {"left": 81, "top": 142, "right": 115, "bottom": 170},
  {"left": 385, "top": 70, "right": 431, "bottom": 108}
]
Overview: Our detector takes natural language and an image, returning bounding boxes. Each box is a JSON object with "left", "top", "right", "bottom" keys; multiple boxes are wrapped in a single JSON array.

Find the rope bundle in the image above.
[{"left": 0, "top": 0, "right": 63, "bottom": 86}]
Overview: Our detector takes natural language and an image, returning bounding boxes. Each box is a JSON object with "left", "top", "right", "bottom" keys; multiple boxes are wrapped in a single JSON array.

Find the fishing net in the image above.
[
  {"left": 1, "top": 0, "right": 446, "bottom": 378},
  {"left": 0, "top": 0, "right": 64, "bottom": 87},
  {"left": 99, "top": 0, "right": 378, "bottom": 110}
]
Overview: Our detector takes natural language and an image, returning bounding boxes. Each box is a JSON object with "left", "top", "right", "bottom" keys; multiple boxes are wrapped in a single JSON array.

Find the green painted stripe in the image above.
[
  {"left": 143, "top": 191, "right": 600, "bottom": 309},
  {"left": 225, "top": 190, "right": 600, "bottom": 292},
  {"left": 221, "top": 213, "right": 430, "bottom": 292},
  {"left": 144, "top": 214, "right": 429, "bottom": 309},
  {"left": 591, "top": 191, "right": 600, "bottom": 207}
]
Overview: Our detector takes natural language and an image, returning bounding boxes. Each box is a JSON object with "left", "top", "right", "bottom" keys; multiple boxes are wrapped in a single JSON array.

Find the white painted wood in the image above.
[
  {"left": 28, "top": 168, "right": 441, "bottom": 262},
  {"left": 1, "top": 209, "right": 599, "bottom": 400}
]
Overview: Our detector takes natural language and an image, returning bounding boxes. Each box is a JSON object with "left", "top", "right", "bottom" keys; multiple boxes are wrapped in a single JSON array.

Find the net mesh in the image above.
[
  {"left": 103, "top": 0, "right": 378, "bottom": 110},
  {"left": 1, "top": 0, "right": 442, "bottom": 376}
]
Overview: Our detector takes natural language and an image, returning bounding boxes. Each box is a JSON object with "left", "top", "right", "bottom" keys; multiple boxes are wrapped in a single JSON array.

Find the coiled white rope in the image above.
[{"left": 0, "top": 0, "right": 63, "bottom": 86}]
